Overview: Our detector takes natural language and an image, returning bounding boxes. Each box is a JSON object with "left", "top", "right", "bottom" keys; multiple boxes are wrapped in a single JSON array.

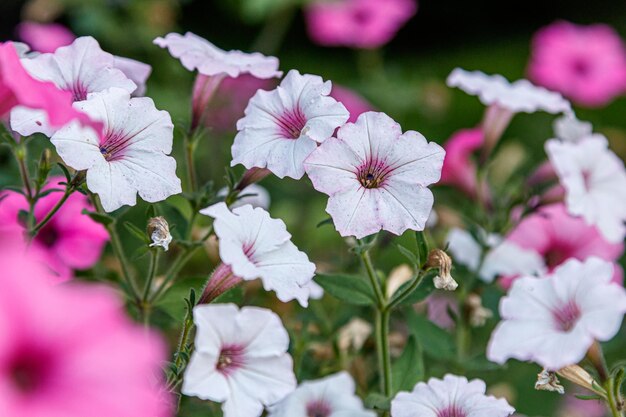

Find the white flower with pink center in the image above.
[
  {"left": 231, "top": 69, "right": 350, "bottom": 179},
  {"left": 199, "top": 202, "right": 317, "bottom": 306},
  {"left": 546, "top": 135, "right": 626, "bottom": 243},
  {"left": 154, "top": 32, "right": 282, "bottom": 79},
  {"left": 182, "top": 304, "right": 296, "bottom": 417},
  {"left": 391, "top": 374, "right": 515, "bottom": 417},
  {"left": 487, "top": 257, "right": 626, "bottom": 370},
  {"left": 10, "top": 36, "right": 137, "bottom": 137},
  {"left": 50, "top": 88, "right": 182, "bottom": 212},
  {"left": 304, "top": 111, "right": 444, "bottom": 238},
  {"left": 268, "top": 371, "right": 375, "bottom": 417}
]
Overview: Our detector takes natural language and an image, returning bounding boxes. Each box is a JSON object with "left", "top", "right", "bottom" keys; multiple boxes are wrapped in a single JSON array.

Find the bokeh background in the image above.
[{"left": 2, "top": 1, "right": 626, "bottom": 416}]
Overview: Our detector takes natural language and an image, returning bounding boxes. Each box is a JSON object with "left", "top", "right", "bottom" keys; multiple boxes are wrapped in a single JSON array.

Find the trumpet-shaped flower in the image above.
[
  {"left": 154, "top": 32, "right": 282, "bottom": 79},
  {"left": 487, "top": 257, "right": 626, "bottom": 370},
  {"left": 529, "top": 21, "right": 626, "bottom": 107},
  {"left": 232, "top": 70, "right": 349, "bottom": 179},
  {"left": 440, "top": 128, "right": 484, "bottom": 197},
  {"left": 391, "top": 374, "right": 514, "bottom": 417},
  {"left": 182, "top": 304, "right": 296, "bottom": 417},
  {"left": 10, "top": 36, "right": 137, "bottom": 137},
  {"left": 546, "top": 134, "right": 626, "bottom": 242},
  {"left": 50, "top": 88, "right": 181, "bottom": 212},
  {"left": 199, "top": 203, "right": 316, "bottom": 306},
  {"left": 0, "top": 239, "right": 172, "bottom": 417},
  {"left": 268, "top": 371, "right": 376, "bottom": 417},
  {"left": 305, "top": 111, "right": 444, "bottom": 238}
]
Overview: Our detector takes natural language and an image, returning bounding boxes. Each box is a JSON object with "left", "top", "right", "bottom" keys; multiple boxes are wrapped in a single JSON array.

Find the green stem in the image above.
[
  {"left": 185, "top": 138, "right": 198, "bottom": 193},
  {"left": 387, "top": 271, "right": 425, "bottom": 310},
  {"left": 30, "top": 186, "right": 74, "bottom": 237},
  {"left": 142, "top": 249, "right": 160, "bottom": 303},
  {"left": 15, "top": 148, "right": 33, "bottom": 202},
  {"left": 376, "top": 309, "right": 392, "bottom": 397},
  {"left": 149, "top": 245, "right": 199, "bottom": 303},
  {"left": 360, "top": 249, "right": 385, "bottom": 308},
  {"left": 607, "top": 378, "right": 623, "bottom": 417}
]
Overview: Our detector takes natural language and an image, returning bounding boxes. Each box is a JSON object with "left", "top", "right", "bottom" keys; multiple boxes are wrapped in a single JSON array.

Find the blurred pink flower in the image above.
[
  {"left": 330, "top": 85, "right": 374, "bottom": 123},
  {"left": 0, "top": 176, "right": 109, "bottom": 281},
  {"left": 529, "top": 21, "right": 626, "bottom": 107},
  {"left": 0, "top": 239, "right": 172, "bottom": 417},
  {"left": 305, "top": 0, "right": 417, "bottom": 49},
  {"left": 425, "top": 293, "right": 458, "bottom": 330},
  {"left": 557, "top": 393, "right": 606, "bottom": 417},
  {"left": 440, "top": 128, "right": 483, "bottom": 197},
  {"left": 17, "top": 22, "right": 75, "bottom": 53},
  {"left": 503, "top": 204, "right": 624, "bottom": 288}
]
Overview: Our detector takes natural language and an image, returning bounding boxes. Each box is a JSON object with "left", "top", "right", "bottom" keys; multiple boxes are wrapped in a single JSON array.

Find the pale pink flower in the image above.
[
  {"left": 557, "top": 393, "right": 606, "bottom": 417},
  {"left": 17, "top": 21, "right": 75, "bottom": 53},
  {"left": 391, "top": 374, "right": 515, "bottom": 417},
  {"left": 425, "top": 293, "right": 458, "bottom": 330},
  {"left": 113, "top": 55, "right": 152, "bottom": 96},
  {"left": 199, "top": 203, "right": 317, "bottom": 306},
  {"left": 0, "top": 176, "right": 109, "bottom": 281},
  {"left": 487, "top": 257, "right": 626, "bottom": 370},
  {"left": 305, "top": 0, "right": 417, "bottom": 49},
  {"left": 154, "top": 32, "right": 281, "bottom": 79},
  {"left": 10, "top": 36, "right": 137, "bottom": 137},
  {"left": 182, "top": 304, "right": 296, "bottom": 417},
  {"left": 305, "top": 111, "right": 444, "bottom": 238},
  {"left": 545, "top": 134, "right": 626, "bottom": 242},
  {"left": 502, "top": 204, "right": 624, "bottom": 288},
  {"left": 51, "top": 88, "right": 182, "bottom": 212},
  {"left": 440, "top": 128, "right": 484, "bottom": 197},
  {"left": 268, "top": 371, "right": 376, "bottom": 417},
  {"left": 529, "top": 21, "right": 626, "bottom": 107},
  {"left": 0, "top": 239, "right": 172, "bottom": 417},
  {"left": 330, "top": 85, "right": 375, "bottom": 123},
  {"left": 232, "top": 70, "right": 349, "bottom": 179}
]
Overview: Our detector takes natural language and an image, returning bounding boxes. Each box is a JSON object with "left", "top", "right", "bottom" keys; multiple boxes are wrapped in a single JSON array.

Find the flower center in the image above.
[
  {"left": 571, "top": 58, "right": 591, "bottom": 77},
  {"left": 544, "top": 248, "right": 568, "bottom": 269},
  {"left": 37, "top": 225, "right": 59, "bottom": 248},
  {"left": 216, "top": 345, "right": 245, "bottom": 376},
  {"left": 276, "top": 107, "right": 307, "bottom": 139},
  {"left": 437, "top": 405, "right": 467, "bottom": 417},
  {"left": 352, "top": 8, "right": 373, "bottom": 24},
  {"left": 70, "top": 81, "right": 89, "bottom": 102},
  {"left": 357, "top": 159, "right": 390, "bottom": 189},
  {"left": 99, "top": 131, "right": 133, "bottom": 162},
  {"left": 552, "top": 301, "right": 581, "bottom": 332},
  {"left": 306, "top": 399, "right": 332, "bottom": 417},
  {"left": 8, "top": 350, "right": 53, "bottom": 394}
]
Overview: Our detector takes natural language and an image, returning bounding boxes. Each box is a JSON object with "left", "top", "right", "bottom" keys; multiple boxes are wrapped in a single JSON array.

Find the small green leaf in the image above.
[
  {"left": 314, "top": 273, "right": 376, "bottom": 306},
  {"left": 575, "top": 394, "right": 604, "bottom": 401},
  {"left": 406, "top": 309, "right": 455, "bottom": 359},
  {"left": 56, "top": 162, "right": 72, "bottom": 182},
  {"left": 364, "top": 393, "right": 391, "bottom": 411},
  {"left": 123, "top": 221, "right": 150, "bottom": 244},
  {"left": 316, "top": 217, "right": 333, "bottom": 228},
  {"left": 396, "top": 244, "right": 418, "bottom": 266},
  {"left": 81, "top": 209, "right": 114, "bottom": 226},
  {"left": 392, "top": 336, "right": 424, "bottom": 393},
  {"left": 415, "top": 232, "right": 429, "bottom": 268}
]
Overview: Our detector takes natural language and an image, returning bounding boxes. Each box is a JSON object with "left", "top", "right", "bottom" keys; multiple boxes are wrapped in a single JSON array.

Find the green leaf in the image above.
[
  {"left": 415, "top": 232, "right": 429, "bottom": 268},
  {"left": 406, "top": 309, "right": 455, "bottom": 359},
  {"left": 316, "top": 217, "right": 333, "bottom": 228},
  {"left": 389, "top": 270, "right": 436, "bottom": 306},
  {"left": 392, "top": 336, "right": 424, "bottom": 393},
  {"left": 574, "top": 394, "right": 605, "bottom": 401},
  {"left": 81, "top": 209, "right": 114, "bottom": 226},
  {"left": 157, "top": 277, "right": 207, "bottom": 320},
  {"left": 123, "top": 221, "right": 150, "bottom": 244},
  {"left": 56, "top": 162, "right": 72, "bottom": 182},
  {"left": 364, "top": 393, "right": 391, "bottom": 411},
  {"left": 314, "top": 273, "right": 376, "bottom": 306},
  {"left": 396, "top": 244, "right": 418, "bottom": 266}
]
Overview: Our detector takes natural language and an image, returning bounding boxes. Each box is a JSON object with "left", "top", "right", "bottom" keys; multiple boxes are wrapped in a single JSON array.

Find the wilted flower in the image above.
[
  {"left": 535, "top": 369, "right": 565, "bottom": 395},
  {"left": 232, "top": 69, "right": 349, "bottom": 179},
  {"left": 268, "top": 372, "right": 376, "bottom": 417},
  {"left": 51, "top": 88, "right": 182, "bottom": 212},
  {"left": 182, "top": 304, "right": 296, "bottom": 417},
  {"left": 147, "top": 216, "right": 172, "bottom": 251},
  {"left": 305, "top": 111, "right": 444, "bottom": 238},
  {"left": 427, "top": 249, "right": 458, "bottom": 291},
  {"left": 488, "top": 257, "right": 626, "bottom": 370},
  {"left": 529, "top": 21, "right": 626, "bottom": 107},
  {"left": 337, "top": 317, "right": 373, "bottom": 352},
  {"left": 391, "top": 374, "right": 515, "bottom": 417}
]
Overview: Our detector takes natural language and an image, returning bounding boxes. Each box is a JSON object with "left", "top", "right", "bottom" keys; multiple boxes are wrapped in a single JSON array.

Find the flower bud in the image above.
[
  {"left": 191, "top": 73, "right": 226, "bottom": 130},
  {"left": 427, "top": 249, "right": 458, "bottom": 291},
  {"left": 535, "top": 369, "right": 564, "bottom": 394},
  {"left": 556, "top": 365, "right": 598, "bottom": 394},
  {"left": 147, "top": 216, "right": 172, "bottom": 251},
  {"left": 235, "top": 167, "right": 272, "bottom": 192}
]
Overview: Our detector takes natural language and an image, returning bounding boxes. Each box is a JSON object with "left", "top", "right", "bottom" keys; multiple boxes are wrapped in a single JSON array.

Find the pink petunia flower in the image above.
[
  {"left": 17, "top": 21, "right": 76, "bottom": 53},
  {"left": 182, "top": 304, "right": 296, "bottom": 417},
  {"left": 330, "top": 85, "right": 375, "bottom": 123},
  {"left": 11, "top": 36, "right": 137, "bottom": 137},
  {"left": 268, "top": 371, "right": 376, "bottom": 417},
  {"left": 528, "top": 21, "right": 626, "bottom": 107},
  {"left": 232, "top": 69, "right": 349, "bottom": 179},
  {"left": 391, "top": 374, "right": 515, "bottom": 417},
  {"left": 487, "top": 257, "right": 626, "bottom": 370},
  {"left": 503, "top": 204, "right": 624, "bottom": 288},
  {"left": 0, "top": 176, "right": 109, "bottom": 281},
  {"left": 199, "top": 203, "right": 317, "bottom": 306},
  {"left": 305, "top": 0, "right": 417, "bottom": 49},
  {"left": 0, "top": 238, "right": 172, "bottom": 417},
  {"left": 440, "top": 127, "right": 484, "bottom": 197},
  {"left": 50, "top": 88, "right": 182, "bottom": 212},
  {"left": 305, "top": 111, "right": 445, "bottom": 238}
]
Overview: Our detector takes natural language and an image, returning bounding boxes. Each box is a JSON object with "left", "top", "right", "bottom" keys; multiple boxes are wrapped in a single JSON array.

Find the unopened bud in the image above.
[
  {"left": 69, "top": 170, "right": 86, "bottom": 188},
  {"left": 37, "top": 148, "right": 52, "bottom": 184},
  {"left": 147, "top": 216, "right": 172, "bottom": 251},
  {"left": 427, "top": 249, "right": 458, "bottom": 291},
  {"left": 535, "top": 369, "right": 564, "bottom": 395},
  {"left": 235, "top": 167, "right": 272, "bottom": 192},
  {"left": 191, "top": 73, "right": 226, "bottom": 130},
  {"left": 466, "top": 293, "right": 493, "bottom": 327},
  {"left": 557, "top": 365, "right": 598, "bottom": 394}
]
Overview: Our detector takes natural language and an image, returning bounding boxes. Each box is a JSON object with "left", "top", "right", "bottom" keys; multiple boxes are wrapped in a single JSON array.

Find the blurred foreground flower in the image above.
[{"left": 17, "top": 21, "right": 75, "bottom": 53}]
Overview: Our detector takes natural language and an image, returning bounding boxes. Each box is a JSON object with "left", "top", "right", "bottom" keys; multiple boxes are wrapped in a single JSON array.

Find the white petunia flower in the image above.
[
  {"left": 391, "top": 374, "right": 515, "bottom": 417},
  {"left": 553, "top": 114, "right": 592, "bottom": 142},
  {"left": 304, "top": 111, "right": 445, "bottom": 238},
  {"left": 268, "top": 372, "right": 376, "bottom": 417},
  {"left": 546, "top": 135, "right": 626, "bottom": 242},
  {"left": 50, "top": 88, "right": 182, "bottom": 212},
  {"left": 113, "top": 55, "right": 152, "bottom": 96},
  {"left": 232, "top": 69, "right": 349, "bottom": 179},
  {"left": 182, "top": 304, "right": 296, "bottom": 417},
  {"left": 199, "top": 202, "right": 317, "bottom": 306},
  {"left": 154, "top": 32, "right": 282, "bottom": 79},
  {"left": 11, "top": 36, "right": 137, "bottom": 137},
  {"left": 487, "top": 257, "right": 626, "bottom": 370}
]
